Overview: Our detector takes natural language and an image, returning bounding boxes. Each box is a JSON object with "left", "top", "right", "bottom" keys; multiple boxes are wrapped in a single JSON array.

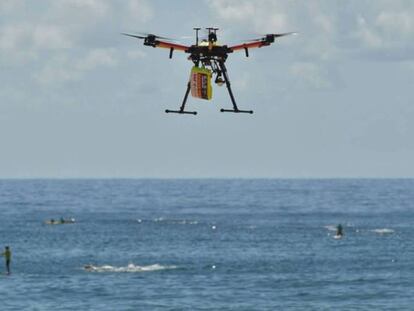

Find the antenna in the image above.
[
  {"left": 206, "top": 27, "right": 219, "bottom": 34},
  {"left": 206, "top": 27, "right": 219, "bottom": 42},
  {"left": 193, "top": 27, "right": 201, "bottom": 45}
]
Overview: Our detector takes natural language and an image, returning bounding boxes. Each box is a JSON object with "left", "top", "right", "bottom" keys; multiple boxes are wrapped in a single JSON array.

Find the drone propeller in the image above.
[
  {"left": 121, "top": 33, "right": 147, "bottom": 40},
  {"left": 136, "top": 32, "right": 177, "bottom": 41},
  {"left": 269, "top": 32, "right": 297, "bottom": 38},
  {"left": 246, "top": 32, "right": 298, "bottom": 41},
  {"left": 121, "top": 32, "right": 177, "bottom": 41}
]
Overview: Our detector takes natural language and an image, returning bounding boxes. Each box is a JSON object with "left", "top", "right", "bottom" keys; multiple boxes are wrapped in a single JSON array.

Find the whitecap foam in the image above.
[
  {"left": 175, "top": 220, "right": 198, "bottom": 225},
  {"left": 83, "top": 263, "right": 177, "bottom": 273},
  {"left": 324, "top": 225, "right": 338, "bottom": 231},
  {"left": 152, "top": 218, "right": 198, "bottom": 225},
  {"left": 372, "top": 228, "right": 394, "bottom": 234}
]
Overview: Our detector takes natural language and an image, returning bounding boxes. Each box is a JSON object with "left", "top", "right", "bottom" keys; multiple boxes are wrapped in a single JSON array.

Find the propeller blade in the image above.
[
  {"left": 269, "top": 32, "right": 298, "bottom": 38},
  {"left": 136, "top": 32, "right": 177, "bottom": 41},
  {"left": 121, "top": 33, "right": 147, "bottom": 40},
  {"left": 122, "top": 32, "right": 177, "bottom": 41},
  {"left": 245, "top": 32, "right": 298, "bottom": 42}
]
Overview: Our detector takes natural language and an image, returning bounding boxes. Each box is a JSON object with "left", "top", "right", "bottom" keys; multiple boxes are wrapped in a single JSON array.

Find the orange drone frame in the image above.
[{"left": 123, "top": 28, "right": 295, "bottom": 115}]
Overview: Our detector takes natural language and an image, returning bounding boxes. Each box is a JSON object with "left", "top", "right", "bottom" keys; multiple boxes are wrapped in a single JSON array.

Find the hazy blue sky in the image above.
[{"left": 1, "top": 0, "right": 413, "bottom": 178}]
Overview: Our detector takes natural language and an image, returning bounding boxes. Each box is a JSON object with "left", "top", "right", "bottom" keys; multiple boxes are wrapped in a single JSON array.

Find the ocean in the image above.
[{"left": 0, "top": 179, "right": 413, "bottom": 310}]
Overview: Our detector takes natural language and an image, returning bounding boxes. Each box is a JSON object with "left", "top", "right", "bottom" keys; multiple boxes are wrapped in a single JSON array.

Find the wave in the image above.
[
  {"left": 326, "top": 225, "right": 395, "bottom": 235},
  {"left": 372, "top": 228, "right": 394, "bottom": 234},
  {"left": 137, "top": 218, "right": 199, "bottom": 225},
  {"left": 83, "top": 263, "right": 177, "bottom": 273}
]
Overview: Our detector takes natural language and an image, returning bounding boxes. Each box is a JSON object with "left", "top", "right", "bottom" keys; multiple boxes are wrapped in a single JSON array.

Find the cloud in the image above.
[
  {"left": 0, "top": 24, "right": 72, "bottom": 66},
  {"left": 207, "top": 0, "right": 292, "bottom": 34},
  {"left": 34, "top": 55, "right": 79, "bottom": 84},
  {"left": 354, "top": 11, "right": 414, "bottom": 50},
  {"left": 126, "top": 0, "right": 153, "bottom": 24},
  {"left": 0, "top": 24, "right": 29, "bottom": 51},
  {"left": 77, "top": 48, "right": 118, "bottom": 70},
  {"left": 52, "top": 0, "right": 110, "bottom": 19},
  {"left": 207, "top": 0, "right": 414, "bottom": 61},
  {"left": 376, "top": 11, "right": 414, "bottom": 36},
  {"left": 354, "top": 16, "right": 383, "bottom": 49},
  {"left": 0, "top": 1, "right": 24, "bottom": 14},
  {"left": 0, "top": 0, "right": 154, "bottom": 55},
  {"left": 127, "top": 49, "right": 146, "bottom": 60},
  {"left": 32, "top": 25, "right": 73, "bottom": 50},
  {"left": 349, "top": 2, "right": 414, "bottom": 60},
  {"left": 34, "top": 48, "right": 118, "bottom": 85},
  {"left": 290, "top": 62, "right": 332, "bottom": 90},
  {"left": 207, "top": 1, "right": 256, "bottom": 23},
  {"left": 0, "top": 23, "right": 72, "bottom": 51}
]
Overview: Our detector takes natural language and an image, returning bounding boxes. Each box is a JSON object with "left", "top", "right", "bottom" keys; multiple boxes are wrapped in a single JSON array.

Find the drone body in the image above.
[{"left": 123, "top": 28, "right": 294, "bottom": 115}]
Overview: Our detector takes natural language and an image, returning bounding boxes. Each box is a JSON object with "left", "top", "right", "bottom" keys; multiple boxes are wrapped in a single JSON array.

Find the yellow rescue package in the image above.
[{"left": 190, "top": 66, "right": 212, "bottom": 100}]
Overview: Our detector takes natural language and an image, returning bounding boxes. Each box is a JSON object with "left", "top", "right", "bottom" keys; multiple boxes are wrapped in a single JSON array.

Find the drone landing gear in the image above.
[
  {"left": 165, "top": 109, "right": 197, "bottom": 115},
  {"left": 165, "top": 62, "right": 253, "bottom": 115},
  {"left": 220, "top": 108, "right": 253, "bottom": 114},
  {"left": 218, "top": 61, "right": 253, "bottom": 114},
  {"left": 165, "top": 82, "right": 197, "bottom": 115}
]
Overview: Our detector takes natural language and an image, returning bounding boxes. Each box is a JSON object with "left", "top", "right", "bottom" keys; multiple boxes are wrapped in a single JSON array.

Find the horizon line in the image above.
[{"left": 1, "top": 176, "right": 413, "bottom": 180}]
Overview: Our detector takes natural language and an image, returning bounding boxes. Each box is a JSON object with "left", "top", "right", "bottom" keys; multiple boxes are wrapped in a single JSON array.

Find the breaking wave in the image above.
[
  {"left": 372, "top": 228, "right": 395, "bottom": 234},
  {"left": 137, "top": 218, "right": 199, "bottom": 225},
  {"left": 83, "top": 263, "right": 177, "bottom": 273}
]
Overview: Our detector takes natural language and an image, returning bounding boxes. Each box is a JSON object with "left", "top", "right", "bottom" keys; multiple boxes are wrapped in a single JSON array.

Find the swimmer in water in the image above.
[
  {"left": 1, "top": 246, "right": 11, "bottom": 274},
  {"left": 84, "top": 264, "right": 93, "bottom": 270},
  {"left": 336, "top": 224, "right": 343, "bottom": 237}
]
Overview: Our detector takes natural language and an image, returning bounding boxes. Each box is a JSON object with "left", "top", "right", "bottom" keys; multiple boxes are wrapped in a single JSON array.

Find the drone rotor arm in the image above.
[
  {"left": 229, "top": 32, "right": 296, "bottom": 53},
  {"left": 156, "top": 40, "right": 189, "bottom": 52},
  {"left": 228, "top": 40, "right": 269, "bottom": 52}
]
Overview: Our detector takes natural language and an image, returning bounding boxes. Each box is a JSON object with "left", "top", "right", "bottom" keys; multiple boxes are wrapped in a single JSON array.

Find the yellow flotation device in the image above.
[{"left": 190, "top": 66, "right": 212, "bottom": 100}]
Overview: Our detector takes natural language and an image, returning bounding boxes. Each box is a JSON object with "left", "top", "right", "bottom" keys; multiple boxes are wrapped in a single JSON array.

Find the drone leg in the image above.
[
  {"left": 165, "top": 81, "right": 197, "bottom": 115},
  {"left": 218, "top": 61, "right": 253, "bottom": 114},
  {"left": 178, "top": 82, "right": 191, "bottom": 112}
]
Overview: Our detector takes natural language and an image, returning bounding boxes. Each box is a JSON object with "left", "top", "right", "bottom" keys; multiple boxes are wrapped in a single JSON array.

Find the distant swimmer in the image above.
[
  {"left": 84, "top": 264, "right": 95, "bottom": 272},
  {"left": 1, "top": 246, "right": 11, "bottom": 275},
  {"left": 45, "top": 218, "right": 75, "bottom": 225},
  {"left": 334, "top": 224, "right": 343, "bottom": 239}
]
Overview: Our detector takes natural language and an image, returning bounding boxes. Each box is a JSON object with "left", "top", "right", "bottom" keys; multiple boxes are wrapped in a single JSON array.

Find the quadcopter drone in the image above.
[{"left": 123, "top": 28, "right": 295, "bottom": 115}]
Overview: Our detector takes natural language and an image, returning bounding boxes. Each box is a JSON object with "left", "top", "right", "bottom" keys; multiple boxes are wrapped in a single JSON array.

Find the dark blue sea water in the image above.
[{"left": 0, "top": 179, "right": 413, "bottom": 310}]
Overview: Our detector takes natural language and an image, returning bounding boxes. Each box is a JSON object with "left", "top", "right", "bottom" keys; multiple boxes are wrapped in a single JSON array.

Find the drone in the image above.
[{"left": 122, "top": 28, "right": 295, "bottom": 115}]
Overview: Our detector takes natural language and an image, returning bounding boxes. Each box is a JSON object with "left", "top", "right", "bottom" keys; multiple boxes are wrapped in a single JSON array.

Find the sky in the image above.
[{"left": 0, "top": 0, "right": 413, "bottom": 178}]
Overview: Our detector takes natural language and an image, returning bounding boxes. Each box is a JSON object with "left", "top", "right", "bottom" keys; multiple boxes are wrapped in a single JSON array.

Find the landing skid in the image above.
[
  {"left": 165, "top": 63, "right": 253, "bottom": 115},
  {"left": 220, "top": 109, "right": 253, "bottom": 114},
  {"left": 165, "top": 109, "right": 197, "bottom": 115}
]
